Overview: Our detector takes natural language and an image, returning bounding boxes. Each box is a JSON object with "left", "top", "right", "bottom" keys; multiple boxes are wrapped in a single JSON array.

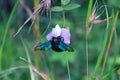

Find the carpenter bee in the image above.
[{"left": 34, "top": 36, "right": 74, "bottom": 52}]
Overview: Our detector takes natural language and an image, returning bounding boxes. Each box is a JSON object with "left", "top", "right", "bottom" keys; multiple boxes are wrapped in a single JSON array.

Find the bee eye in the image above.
[
  {"left": 60, "top": 37, "right": 64, "bottom": 42},
  {"left": 54, "top": 38, "right": 58, "bottom": 42}
]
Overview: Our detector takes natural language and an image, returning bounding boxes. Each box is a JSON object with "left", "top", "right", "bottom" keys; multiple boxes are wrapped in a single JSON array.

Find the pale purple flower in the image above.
[
  {"left": 61, "top": 28, "right": 70, "bottom": 44},
  {"left": 46, "top": 24, "right": 71, "bottom": 45}
]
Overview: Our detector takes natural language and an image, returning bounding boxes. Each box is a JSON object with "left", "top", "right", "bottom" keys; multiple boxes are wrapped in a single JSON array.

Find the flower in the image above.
[{"left": 46, "top": 24, "right": 71, "bottom": 45}]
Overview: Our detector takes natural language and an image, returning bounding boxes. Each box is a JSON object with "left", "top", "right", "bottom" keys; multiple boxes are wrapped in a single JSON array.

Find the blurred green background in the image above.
[{"left": 0, "top": 0, "right": 120, "bottom": 80}]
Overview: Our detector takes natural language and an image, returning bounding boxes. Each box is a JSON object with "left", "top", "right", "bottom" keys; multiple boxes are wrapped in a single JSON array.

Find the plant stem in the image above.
[
  {"left": 66, "top": 54, "right": 71, "bottom": 80},
  {"left": 86, "top": 27, "right": 89, "bottom": 80},
  {"left": 85, "top": 0, "right": 93, "bottom": 79},
  {"left": 85, "top": 0, "right": 93, "bottom": 27},
  {"left": 21, "top": 39, "right": 35, "bottom": 80},
  {"left": 61, "top": 1, "right": 70, "bottom": 79},
  {"left": 62, "top": 10, "right": 66, "bottom": 27},
  {"left": 60, "top": 0, "right": 66, "bottom": 27},
  {"left": 100, "top": 10, "right": 119, "bottom": 80},
  {"left": 93, "top": 1, "right": 110, "bottom": 76},
  {"left": 34, "top": 0, "right": 40, "bottom": 80},
  {"left": 0, "top": 0, "right": 19, "bottom": 71}
]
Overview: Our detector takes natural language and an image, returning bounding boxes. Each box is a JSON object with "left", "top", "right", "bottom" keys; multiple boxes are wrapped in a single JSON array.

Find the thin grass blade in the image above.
[{"left": 21, "top": 39, "right": 35, "bottom": 80}]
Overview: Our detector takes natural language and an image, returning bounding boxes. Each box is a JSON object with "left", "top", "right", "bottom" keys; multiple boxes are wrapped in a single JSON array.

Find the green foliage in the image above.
[
  {"left": 0, "top": 0, "right": 120, "bottom": 80},
  {"left": 0, "top": 0, "right": 19, "bottom": 71},
  {"left": 64, "top": 3, "right": 80, "bottom": 11},
  {"left": 52, "top": 6, "right": 63, "bottom": 12},
  {"left": 52, "top": 2, "right": 80, "bottom": 12},
  {"left": 21, "top": 39, "right": 35, "bottom": 80},
  {"left": 108, "top": 0, "right": 120, "bottom": 8},
  {"left": 49, "top": 52, "right": 76, "bottom": 66},
  {"left": 61, "top": 0, "right": 70, "bottom": 5},
  {"left": 85, "top": 0, "right": 93, "bottom": 27}
]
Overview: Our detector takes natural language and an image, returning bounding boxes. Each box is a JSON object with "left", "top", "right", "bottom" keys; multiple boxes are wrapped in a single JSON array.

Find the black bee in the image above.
[{"left": 34, "top": 36, "right": 74, "bottom": 52}]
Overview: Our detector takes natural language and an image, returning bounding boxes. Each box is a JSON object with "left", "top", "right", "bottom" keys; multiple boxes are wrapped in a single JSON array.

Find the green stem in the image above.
[
  {"left": 61, "top": 1, "right": 70, "bottom": 80},
  {"left": 93, "top": 0, "right": 110, "bottom": 76},
  {"left": 34, "top": 0, "right": 40, "bottom": 80},
  {"left": 66, "top": 54, "right": 71, "bottom": 80},
  {"left": 62, "top": 10, "right": 66, "bottom": 27},
  {"left": 85, "top": 0, "right": 93, "bottom": 79},
  {"left": 100, "top": 10, "right": 119, "bottom": 80},
  {"left": 85, "top": 0, "right": 93, "bottom": 27},
  {"left": 86, "top": 27, "right": 89, "bottom": 80},
  {"left": 0, "top": 0, "right": 19, "bottom": 71},
  {"left": 60, "top": 0, "right": 66, "bottom": 27},
  {"left": 21, "top": 39, "right": 35, "bottom": 80}
]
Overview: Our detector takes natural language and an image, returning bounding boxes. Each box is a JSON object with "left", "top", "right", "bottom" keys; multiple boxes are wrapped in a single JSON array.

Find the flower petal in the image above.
[
  {"left": 46, "top": 32, "right": 53, "bottom": 41},
  {"left": 51, "top": 24, "right": 62, "bottom": 37},
  {"left": 61, "top": 28, "right": 71, "bottom": 44},
  {"left": 46, "top": 24, "right": 62, "bottom": 41}
]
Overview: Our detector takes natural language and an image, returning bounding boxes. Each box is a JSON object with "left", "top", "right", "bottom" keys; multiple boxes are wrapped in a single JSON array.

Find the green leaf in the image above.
[
  {"left": 85, "top": 0, "right": 93, "bottom": 27},
  {"left": 61, "top": 0, "right": 70, "bottom": 5},
  {"left": 64, "top": 3, "right": 80, "bottom": 11},
  {"left": 0, "top": 0, "right": 19, "bottom": 71},
  {"left": 21, "top": 39, "right": 35, "bottom": 80},
  {"left": 52, "top": 6, "right": 63, "bottom": 12}
]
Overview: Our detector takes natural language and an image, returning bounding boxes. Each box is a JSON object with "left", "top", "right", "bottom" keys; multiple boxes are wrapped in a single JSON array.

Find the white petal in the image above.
[{"left": 51, "top": 24, "right": 62, "bottom": 37}]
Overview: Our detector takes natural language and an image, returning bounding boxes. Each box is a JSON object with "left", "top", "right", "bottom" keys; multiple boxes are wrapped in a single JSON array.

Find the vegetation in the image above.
[{"left": 0, "top": 0, "right": 120, "bottom": 80}]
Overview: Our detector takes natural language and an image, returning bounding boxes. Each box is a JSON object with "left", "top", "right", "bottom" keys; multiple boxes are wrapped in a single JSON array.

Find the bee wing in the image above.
[
  {"left": 58, "top": 42, "right": 74, "bottom": 52},
  {"left": 34, "top": 41, "right": 51, "bottom": 51}
]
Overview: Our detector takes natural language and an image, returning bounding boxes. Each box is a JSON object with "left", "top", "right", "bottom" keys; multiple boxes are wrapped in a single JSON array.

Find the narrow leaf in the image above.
[
  {"left": 0, "top": 0, "right": 19, "bottom": 71},
  {"left": 52, "top": 6, "right": 63, "bottom": 12},
  {"left": 85, "top": 0, "right": 93, "bottom": 27},
  {"left": 0, "top": 66, "right": 27, "bottom": 78},
  {"left": 61, "top": 0, "right": 70, "bottom": 5},
  {"left": 21, "top": 39, "right": 35, "bottom": 80},
  {"left": 64, "top": 3, "right": 80, "bottom": 11}
]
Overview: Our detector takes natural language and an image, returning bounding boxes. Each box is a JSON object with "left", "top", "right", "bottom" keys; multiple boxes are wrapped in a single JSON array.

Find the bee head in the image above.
[{"left": 50, "top": 36, "right": 64, "bottom": 44}]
